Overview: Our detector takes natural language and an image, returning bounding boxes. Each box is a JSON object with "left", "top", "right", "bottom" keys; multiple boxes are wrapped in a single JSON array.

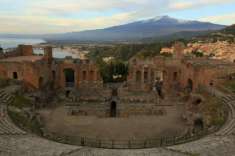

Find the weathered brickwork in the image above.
[
  {"left": 127, "top": 42, "right": 235, "bottom": 93},
  {"left": 1, "top": 43, "right": 235, "bottom": 118},
  {"left": 0, "top": 45, "right": 103, "bottom": 91}
]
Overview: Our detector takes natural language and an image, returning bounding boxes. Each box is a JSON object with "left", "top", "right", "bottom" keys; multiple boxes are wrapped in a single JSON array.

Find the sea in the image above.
[{"left": 0, "top": 37, "right": 78, "bottom": 59}]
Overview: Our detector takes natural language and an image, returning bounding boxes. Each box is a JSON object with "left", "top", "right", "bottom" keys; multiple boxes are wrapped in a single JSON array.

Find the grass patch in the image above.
[
  {"left": 224, "top": 80, "right": 235, "bottom": 93},
  {"left": 202, "top": 95, "right": 225, "bottom": 127},
  {"left": 11, "top": 95, "right": 32, "bottom": 109}
]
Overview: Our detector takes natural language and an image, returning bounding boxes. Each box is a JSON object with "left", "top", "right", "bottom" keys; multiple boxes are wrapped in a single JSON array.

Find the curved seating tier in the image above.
[
  {"left": 0, "top": 89, "right": 26, "bottom": 135},
  {"left": 215, "top": 94, "right": 235, "bottom": 136}
]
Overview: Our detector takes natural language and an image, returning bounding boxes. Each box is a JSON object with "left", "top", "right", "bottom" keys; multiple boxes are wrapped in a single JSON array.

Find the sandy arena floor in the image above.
[{"left": 39, "top": 105, "right": 187, "bottom": 140}]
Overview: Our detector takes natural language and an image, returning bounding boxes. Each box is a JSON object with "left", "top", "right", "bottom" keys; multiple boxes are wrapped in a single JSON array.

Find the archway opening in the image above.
[
  {"left": 82, "top": 71, "right": 87, "bottom": 81},
  {"left": 194, "top": 118, "right": 204, "bottom": 132},
  {"left": 173, "top": 72, "right": 178, "bottom": 81},
  {"left": 64, "top": 69, "right": 75, "bottom": 87},
  {"left": 187, "top": 78, "right": 193, "bottom": 92},
  {"left": 39, "top": 77, "right": 44, "bottom": 89},
  {"left": 52, "top": 70, "right": 56, "bottom": 79},
  {"left": 66, "top": 90, "right": 71, "bottom": 98},
  {"left": 89, "top": 70, "right": 94, "bottom": 81},
  {"left": 193, "top": 98, "right": 202, "bottom": 106},
  {"left": 144, "top": 70, "right": 148, "bottom": 83},
  {"left": 136, "top": 71, "right": 141, "bottom": 82},
  {"left": 110, "top": 101, "right": 117, "bottom": 117},
  {"left": 13, "top": 72, "right": 18, "bottom": 79}
]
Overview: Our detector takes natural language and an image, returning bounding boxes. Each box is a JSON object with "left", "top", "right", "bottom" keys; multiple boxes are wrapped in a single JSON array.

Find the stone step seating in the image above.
[
  {"left": 0, "top": 89, "right": 26, "bottom": 135},
  {"left": 0, "top": 90, "right": 14, "bottom": 105},
  {"left": 0, "top": 135, "right": 79, "bottom": 156},
  {"left": 216, "top": 94, "right": 235, "bottom": 136},
  {"left": 0, "top": 117, "right": 26, "bottom": 135}
]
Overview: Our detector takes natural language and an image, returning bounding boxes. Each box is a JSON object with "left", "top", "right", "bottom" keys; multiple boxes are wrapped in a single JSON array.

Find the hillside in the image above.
[{"left": 44, "top": 16, "right": 225, "bottom": 43}]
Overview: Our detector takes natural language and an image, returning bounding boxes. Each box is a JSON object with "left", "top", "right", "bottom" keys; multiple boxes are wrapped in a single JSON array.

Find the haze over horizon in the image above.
[{"left": 1, "top": 0, "right": 235, "bottom": 34}]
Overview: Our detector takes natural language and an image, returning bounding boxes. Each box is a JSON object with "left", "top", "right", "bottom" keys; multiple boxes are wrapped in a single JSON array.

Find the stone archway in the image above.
[
  {"left": 39, "top": 77, "right": 44, "bottom": 89},
  {"left": 64, "top": 68, "right": 75, "bottom": 87},
  {"left": 89, "top": 70, "right": 94, "bottom": 81},
  {"left": 110, "top": 101, "right": 117, "bottom": 117},
  {"left": 187, "top": 78, "right": 193, "bottom": 92},
  {"left": 136, "top": 71, "right": 141, "bottom": 82},
  {"left": 13, "top": 72, "right": 18, "bottom": 79},
  {"left": 52, "top": 70, "right": 56, "bottom": 79},
  {"left": 194, "top": 118, "right": 204, "bottom": 131},
  {"left": 173, "top": 72, "right": 178, "bottom": 81}
]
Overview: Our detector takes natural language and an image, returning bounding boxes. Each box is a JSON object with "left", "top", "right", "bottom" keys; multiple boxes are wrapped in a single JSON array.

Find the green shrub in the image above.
[
  {"left": 11, "top": 95, "right": 32, "bottom": 109},
  {"left": 224, "top": 80, "right": 235, "bottom": 93},
  {"left": 192, "top": 50, "right": 204, "bottom": 57}
]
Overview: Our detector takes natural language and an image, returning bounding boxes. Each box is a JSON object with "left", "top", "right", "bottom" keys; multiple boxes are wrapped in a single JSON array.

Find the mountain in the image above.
[
  {"left": 45, "top": 16, "right": 225, "bottom": 42},
  {"left": 188, "top": 24, "right": 235, "bottom": 43},
  {"left": 221, "top": 24, "right": 235, "bottom": 35}
]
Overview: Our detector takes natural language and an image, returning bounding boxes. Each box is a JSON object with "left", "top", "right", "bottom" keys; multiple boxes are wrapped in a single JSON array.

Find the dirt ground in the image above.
[{"left": 39, "top": 105, "right": 187, "bottom": 140}]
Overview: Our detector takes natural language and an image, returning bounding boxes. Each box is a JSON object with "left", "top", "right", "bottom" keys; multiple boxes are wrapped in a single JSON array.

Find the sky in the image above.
[{"left": 0, "top": 0, "right": 235, "bottom": 34}]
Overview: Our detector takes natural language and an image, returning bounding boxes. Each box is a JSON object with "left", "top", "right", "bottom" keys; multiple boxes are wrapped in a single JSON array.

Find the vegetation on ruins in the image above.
[
  {"left": 96, "top": 58, "right": 128, "bottom": 83},
  {"left": 8, "top": 94, "right": 43, "bottom": 136},
  {"left": 201, "top": 95, "right": 226, "bottom": 127},
  {"left": 11, "top": 95, "right": 31, "bottom": 109},
  {"left": 87, "top": 42, "right": 169, "bottom": 61},
  {"left": 224, "top": 79, "right": 235, "bottom": 93},
  {"left": 192, "top": 50, "right": 204, "bottom": 57}
]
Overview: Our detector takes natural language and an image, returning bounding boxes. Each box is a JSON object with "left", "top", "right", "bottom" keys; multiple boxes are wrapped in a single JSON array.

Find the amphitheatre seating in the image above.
[
  {"left": 0, "top": 89, "right": 26, "bottom": 135},
  {"left": 0, "top": 88, "right": 80, "bottom": 155},
  {"left": 215, "top": 94, "right": 235, "bottom": 136},
  {"left": 0, "top": 135, "right": 79, "bottom": 156},
  {"left": 0, "top": 85, "right": 234, "bottom": 155}
]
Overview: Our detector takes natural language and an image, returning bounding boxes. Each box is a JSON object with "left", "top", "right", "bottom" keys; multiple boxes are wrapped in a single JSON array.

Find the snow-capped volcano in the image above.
[{"left": 44, "top": 15, "right": 226, "bottom": 42}]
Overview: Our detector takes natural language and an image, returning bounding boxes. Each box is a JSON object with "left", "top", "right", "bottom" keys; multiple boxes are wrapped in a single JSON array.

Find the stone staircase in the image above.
[
  {"left": 215, "top": 94, "right": 235, "bottom": 136},
  {"left": 0, "top": 89, "right": 26, "bottom": 135}
]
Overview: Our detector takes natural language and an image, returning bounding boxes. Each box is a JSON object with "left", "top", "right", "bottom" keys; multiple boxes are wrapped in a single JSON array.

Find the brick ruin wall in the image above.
[
  {"left": 0, "top": 45, "right": 103, "bottom": 91},
  {"left": 0, "top": 45, "right": 34, "bottom": 59},
  {"left": 52, "top": 59, "right": 103, "bottom": 90},
  {"left": 0, "top": 61, "right": 51, "bottom": 90}
]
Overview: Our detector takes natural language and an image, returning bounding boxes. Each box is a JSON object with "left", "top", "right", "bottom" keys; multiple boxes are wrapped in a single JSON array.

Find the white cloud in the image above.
[
  {"left": 0, "top": 12, "right": 135, "bottom": 33},
  {"left": 169, "top": 0, "right": 235, "bottom": 10},
  {"left": 200, "top": 12, "right": 235, "bottom": 25},
  {"left": 0, "top": 0, "right": 235, "bottom": 33}
]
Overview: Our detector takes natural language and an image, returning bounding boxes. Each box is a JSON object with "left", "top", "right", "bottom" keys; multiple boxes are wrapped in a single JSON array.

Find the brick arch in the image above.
[
  {"left": 136, "top": 70, "right": 141, "bottom": 82},
  {"left": 39, "top": 76, "right": 44, "bottom": 89},
  {"left": 89, "top": 70, "right": 95, "bottom": 81},
  {"left": 64, "top": 68, "right": 75, "bottom": 87},
  {"left": 187, "top": 78, "right": 193, "bottom": 92}
]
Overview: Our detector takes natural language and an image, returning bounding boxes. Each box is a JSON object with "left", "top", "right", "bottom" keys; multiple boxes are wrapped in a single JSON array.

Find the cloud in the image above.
[
  {"left": 169, "top": 0, "right": 235, "bottom": 10},
  {"left": 0, "top": 0, "right": 169, "bottom": 33},
  {"left": 0, "top": 0, "right": 235, "bottom": 33},
  {"left": 200, "top": 12, "right": 235, "bottom": 25},
  {"left": 0, "top": 12, "right": 135, "bottom": 33}
]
